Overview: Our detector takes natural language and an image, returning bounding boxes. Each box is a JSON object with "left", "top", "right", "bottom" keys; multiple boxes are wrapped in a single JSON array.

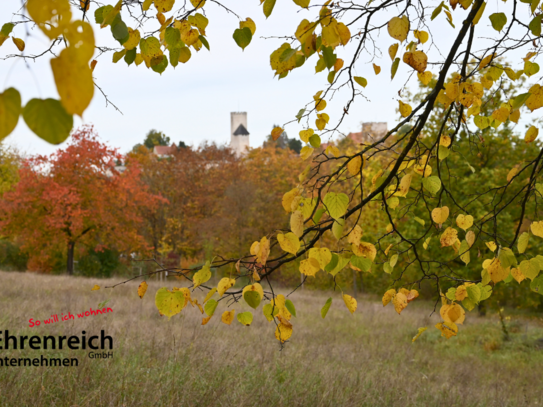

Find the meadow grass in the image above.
[{"left": 0, "top": 271, "right": 542, "bottom": 407}]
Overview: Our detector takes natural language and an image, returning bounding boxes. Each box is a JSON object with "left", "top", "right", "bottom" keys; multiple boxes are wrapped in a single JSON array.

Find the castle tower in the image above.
[{"left": 230, "top": 112, "right": 250, "bottom": 156}]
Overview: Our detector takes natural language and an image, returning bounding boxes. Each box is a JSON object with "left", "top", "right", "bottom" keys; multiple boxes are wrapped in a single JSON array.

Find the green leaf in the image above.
[
  {"left": 244, "top": 290, "right": 261, "bottom": 309},
  {"left": 462, "top": 297, "right": 476, "bottom": 311},
  {"left": 322, "top": 46, "right": 336, "bottom": 69},
  {"left": 124, "top": 48, "right": 137, "bottom": 65},
  {"left": 511, "top": 93, "right": 531, "bottom": 110},
  {"left": 280, "top": 47, "right": 297, "bottom": 63},
  {"left": 350, "top": 255, "right": 372, "bottom": 272},
  {"left": 414, "top": 217, "right": 425, "bottom": 226},
  {"left": 295, "top": 108, "right": 305, "bottom": 122},
  {"left": 524, "top": 61, "right": 540, "bottom": 77},
  {"left": 326, "top": 254, "right": 350, "bottom": 276},
  {"left": 431, "top": 2, "right": 443, "bottom": 20},
  {"left": 489, "top": 13, "right": 507, "bottom": 31},
  {"left": 263, "top": 0, "right": 276, "bottom": 18},
  {"left": 529, "top": 15, "right": 542, "bottom": 37},
  {"left": 151, "top": 54, "right": 168, "bottom": 74},
  {"left": 237, "top": 311, "right": 253, "bottom": 326},
  {"left": 438, "top": 145, "right": 450, "bottom": 160},
  {"left": 354, "top": 76, "right": 367, "bottom": 88},
  {"left": 466, "top": 284, "right": 481, "bottom": 303},
  {"left": 446, "top": 287, "right": 456, "bottom": 301},
  {"left": 498, "top": 247, "right": 517, "bottom": 269},
  {"left": 323, "top": 192, "right": 349, "bottom": 220},
  {"left": 292, "top": 0, "right": 310, "bottom": 7},
  {"left": 0, "top": 23, "right": 15, "bottom": 37},
  {"left": 313, "top": 208, "right": 326, "bottom": 224},
  {"left": 391, "top": 57, "right": 400, "bottom": 79},
  {"left": 332, "top": 219, "right": 345, "bottom": 240},
  {"left": 530, "top": 274, "right": 543, "bottom": 295},
  {"left": 165, "top": 27, "right": 180, "bottom": 48},
  {"left": 111, "top": 19, "right": 129, "bottom": 45},
  {"left": 321, "top": 297, "right": 332, "bottom": 319},
  {"left": 477, "top": 283, "right": 492, "bottom": 301},
  {"left": 285, "top": 299, "right": 297, "bottom": 317},
  {"left": 22, "top": 98, "right": 73, "bottom": 144},
  {"left": 169, "top": 47, "right": 180, "bottom": 68},
  {"left": 459, "top": 240, "right": 470, "bottom": 265},
  {"left": 517, "top": 232, "right": 530, "bottom": 254},
  {"left": 473, "top": 115, "right": 490, "bottom": 130},
  {"left": 315, "top": 57, "right": 326, "bottom": 73},
  {"left": 422, "top": 176, "right": 441, "bottom": 195},
  {"left": 204, "top": 299, "right": 218, "bottom": 316},
  {"left": 198, "top": 35, "right": 210, "bottom": 51},
  {"left": 309, "top": 134, "right": 321, "bottom": 148},
  {"left": 233, "top": 27, "right": 252, "bottom": 50},
  {"left": 263, "top": 304, "right": 279, "bottom": 321},
  {"left": 0, "top": 87, "right": 21, "bottom": 140}
]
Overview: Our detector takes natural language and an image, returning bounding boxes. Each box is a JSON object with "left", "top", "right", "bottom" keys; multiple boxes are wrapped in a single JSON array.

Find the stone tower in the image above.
[{"left": 230, "top": 112, "right": 250, "bottom": 156}]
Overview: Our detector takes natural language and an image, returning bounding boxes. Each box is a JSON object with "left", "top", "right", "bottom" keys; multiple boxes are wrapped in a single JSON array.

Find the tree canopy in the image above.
[{"left": 1, "top": 0, "right": 543, "bottom": 343}]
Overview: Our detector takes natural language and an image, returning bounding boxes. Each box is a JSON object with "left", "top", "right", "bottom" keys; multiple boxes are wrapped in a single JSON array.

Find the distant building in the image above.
[
  {"left": 153, "top": 144, "right": 177, "bottom": 158},
  {"left": 346, "top": 122, "right": 388, "bottom": 145},
  {"left": 230, "top": 112, "right": 250, "bottom": 156}
]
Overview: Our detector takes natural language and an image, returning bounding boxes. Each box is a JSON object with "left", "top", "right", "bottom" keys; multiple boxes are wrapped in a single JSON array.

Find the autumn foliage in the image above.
[{"left": 0, "top": 127, "right": 161, "bottom": 273}]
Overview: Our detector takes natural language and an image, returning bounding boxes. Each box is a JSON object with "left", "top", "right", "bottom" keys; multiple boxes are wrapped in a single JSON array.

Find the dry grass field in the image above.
[{"left": 0, "top": 271, "right": 543, "bottom": 407}]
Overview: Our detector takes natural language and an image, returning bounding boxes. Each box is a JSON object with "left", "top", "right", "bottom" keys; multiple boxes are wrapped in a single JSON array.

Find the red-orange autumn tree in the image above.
[{"left": 0, "top": 126, "right": 162, "bottom": 273}]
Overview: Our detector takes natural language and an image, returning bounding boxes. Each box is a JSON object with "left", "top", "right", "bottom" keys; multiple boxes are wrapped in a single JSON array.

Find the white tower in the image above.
[{"left": 230, "top": 112, "right": 250, "bottom": 156}]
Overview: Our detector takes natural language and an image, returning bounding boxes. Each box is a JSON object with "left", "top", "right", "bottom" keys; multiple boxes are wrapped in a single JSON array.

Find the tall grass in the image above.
[{"left": 0, "top": 271, "right": 542, "bottom": 406}]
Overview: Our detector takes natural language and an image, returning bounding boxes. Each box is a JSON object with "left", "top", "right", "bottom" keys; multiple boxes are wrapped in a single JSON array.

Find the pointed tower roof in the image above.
[{"left": 233, "top": 123, "right": 249, "bottom": 136}]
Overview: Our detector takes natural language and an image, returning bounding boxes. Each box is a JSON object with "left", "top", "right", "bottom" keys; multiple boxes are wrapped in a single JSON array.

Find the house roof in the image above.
[
  {"left": 153, "top": 145, "right": 177, "bottom": 156},
  {"left": 233, "top": 124, "right": 249, "bottom": 136}
]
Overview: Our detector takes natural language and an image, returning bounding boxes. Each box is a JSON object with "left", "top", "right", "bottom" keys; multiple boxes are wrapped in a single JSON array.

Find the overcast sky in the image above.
[{"left": 1, "top": 0, "right": 537, "bottom": 156}]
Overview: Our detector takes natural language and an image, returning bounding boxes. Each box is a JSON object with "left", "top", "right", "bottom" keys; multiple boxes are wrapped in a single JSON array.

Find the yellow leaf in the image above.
[
  {"left": 173, "top": 287, "right": 192, "bottom": 310},
  {"left": 403, "top": 50, "right": 427, "bottom": 73},
  {"left": 240, "top": 18, "right": 256, "bottom": 35},
  {"left": 190, "top": 0, "right": 206, "bottom": 9},
  {"left": 201, "top": 316, "right": 211, "bottom": 325},
  {"left": 435, "top": 321, "right": 458, "bottom": 339},
  {"left": 519, "top": 259, "right": 540, "bottom": 281},
  {"left": 275, "top": 321, "right": 293, "bottom": 342},
  {"left": 290, "top": 210, "right": 304, "bottom": 237},
  {"left": 352, "top": 241, "right": 376, "bottom": 261},
  {"left": 178, "top": 47, "right": 192, "bottom": 63},
  {"left": 440, "top": 303, "right": 465, "bottom": 325},
  {"left": 138, "top": 281, "right": 148, "bottom": 298},
  {"left": 456, "top": 214, "right": 474, "bottom": 231},
  {"left": 517, "top": 232, "right": 529, "bottom": 254},
  {"left": 382, "top": 288, "right": 396, "bottom": 306},
  {"left": 388, "top": 43, "right": 399, "bottom": 60},
  {"left": 322, "top": 20, "right": 340, "bottom": 47},
  {"left": 343, "top": 294, "right": 357, "bottom": 314},
  {"left": 393, "top": 292, "right": 407, "bottom": 314},
  {"left": 395, "top": 173, "right": 413, "bottom": 197},
  {"left": 440, "top": 227, "right": 458, "bottom": 247},
  {"left": 398, "top": 100, "right": 412, "bottom": 117},
  {"left": 531, "top": 221, "right": 543, "bottom": 238},
  {"left": 406, "top": 289, "right": 419, "bottom": 303},
  {"left": 316, "top": 112, "right": 329, "bottom": 130},
  {"left": 50, "top": 48, "right": 94, "bottom": 116},
  {"left": 155, "top": 287, "right": 185, "bottom": 319},
  {"left": 299, "top": 258, "right": 320, "bottom": 277},
  {"left": 271, "top": 294, "right": 292, "bottom": 320},
  {"left": 27, "top": 0, "right": 72, "bottom": 39},
  {"left": 347, "top": 155, "right": 363, "bottom": 176},
  {"left": 440, "top": 135, "right": 452, "bottom": 147},
  {"left": 511, "top": 267, "right": 525, "bottom": 284},
  {"left": 217, "top": 277, "right": 236, "bottom": 296},
  {"left": 12, "top": 37, "right": 25, "bottom": 51},
  {"left": 242, "top": 283, "right": 264, "bottom": 300},
  {"left": 373, "top": 63, "right": 381, "bottom": 75},
  {"left": 347, "top": 225, "right": 363, "bottom": 245},
  {"left": 525, "top": 126, "right": 538, "bottom": 143},
  {"left": 154, "top": 0, "right": 175, "bottom": 12},
  {"left": 417, "top": 71, "right": 432, "bottom": 85},
  {"left": 237, "top": 311, "right": 253, "bottom": 326},
  {"left": 295, "top": 19, "right": 317, "bottom": 43},
  {"left": 123, "top": 28, "right": 141, "bottom": 50},
  {"left": 203, "top": 288, "right": 217, "bottom": 303},
  {"left": 308, "top": 247, "right": 332, "bottom": 269},
  {"left": 455, "top": 285, "right": 467, "bottom": 301},
  {"left": 252, "top": 270, "right": 261, "bottom": 281},
  {"left": 135, "top": 53, "right": 144, "bottom": 65},
  {"left": 337, "top": 22, "right": 351, "bottom": 45},
  {"left": 299, "top": 128, "right": 314, "bottom": 143},
  {"left": 412, "top": 327, "right": 427, "bottom": 342},
  {"left": 487, "top": 258, "right": 509, "bottom": 283},
  {"left": 193, "top": 261, "right": 211, "bottom": 288},
  {"left": 479, "top": 53, "right": 495, "bottom": 70},
  {"left": 300, "top": 146, "right": 313, "bottom": 160},
  {"left": 221, "top": 309, "right": 235, "bottom": 325},
  {"left": 413, "top": 30, "right": 429, "bottom": 44},
  {"left": 271, "top": 126, "right": 283, "bottom": 141},
  {"left": 431, "top": 206, "right": 449, "bottom": 225},
  {"left": 486, "top": 241, "right": 497, "bottom": 252},
  {"left": 277, "top": 232, "right": 300, "bottom": 254},
  {"left": 387, "top": 16, "right": 410, "bottom": 42},
  {"left": 91, "top": 284, "right": 100, "bottom": 291}
]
